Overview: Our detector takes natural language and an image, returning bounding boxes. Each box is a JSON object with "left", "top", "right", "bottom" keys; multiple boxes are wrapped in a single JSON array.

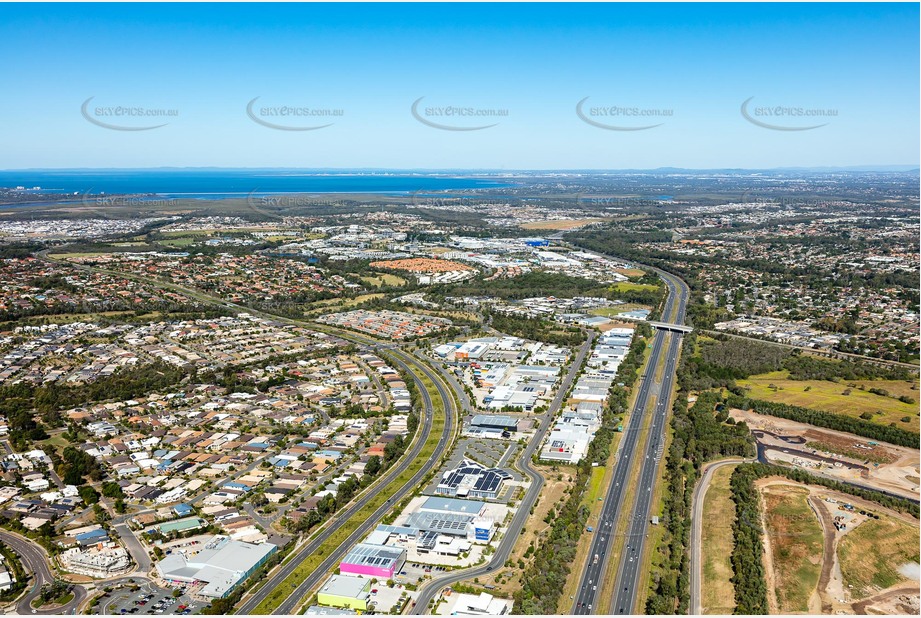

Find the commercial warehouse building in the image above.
[
  {"left": 339, "top": 543, "right": 406, "bottom": 579},
  {"left": 156, "top": 536, "right": 277, "bottom": 599},
  {"left": 434, "top": 460, "right": 512, "bottom": 500},
  {"left": 316, "top": 574, "right": 371, "bottom": 611}
]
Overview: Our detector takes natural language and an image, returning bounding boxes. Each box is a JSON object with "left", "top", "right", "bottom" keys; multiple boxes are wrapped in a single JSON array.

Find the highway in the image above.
[
  {"left": 609, "top": 271, "right": 688, "bottom": 615},
  {"left": 0, "top": 529, "right": 87, "bottom": 615},
  {"left": 409, "top": 330, "right": 597, "bottom": 614},
  {"left": 236, "top": 351, "right": 457, "bottom": 615},
  {"left": 573, "top": 267, "right": 689, "bottom": 615}
]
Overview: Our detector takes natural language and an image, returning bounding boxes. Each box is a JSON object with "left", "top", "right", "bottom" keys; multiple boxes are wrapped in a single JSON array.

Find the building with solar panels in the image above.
[
  {"left": 419, "top": 496, "right": 486, "bottom": 517},
  {"left": 469, "top": 414, "right": 519, "bottom": 432},
  {"left": 339, "top": 543, "right": 406, "bottom": 579},
  {"left": 405, "top": 510, "right": 497, "bottom": 543},
  {"left": 434, "top": 460, "right": 512, "bottom": 500}
]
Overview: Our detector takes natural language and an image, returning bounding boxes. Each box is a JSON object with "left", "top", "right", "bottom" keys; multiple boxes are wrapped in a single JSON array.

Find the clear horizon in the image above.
[{"left": 1, "top": 3, "right": 918, "bottom": 169}]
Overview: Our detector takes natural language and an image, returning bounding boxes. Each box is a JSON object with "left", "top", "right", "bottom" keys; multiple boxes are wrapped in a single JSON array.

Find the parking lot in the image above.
[
  {"left": 423, "top": 437, "right": 523, "bottom": 503},
  {"left": 393, "top": 560, "right": 455, "bottom": 587},
  {"left": 96, "top": 579, "right": 206, "bottom": 616}
]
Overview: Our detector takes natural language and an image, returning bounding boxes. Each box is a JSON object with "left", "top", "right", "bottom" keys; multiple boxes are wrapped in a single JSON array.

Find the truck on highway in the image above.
[{"left": 593, "top": 553, "right": 599, "bottom": 565}]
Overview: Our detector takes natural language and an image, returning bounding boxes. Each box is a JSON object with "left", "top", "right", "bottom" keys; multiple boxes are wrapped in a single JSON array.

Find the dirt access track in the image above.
[
  {"left": 757, "top": 477, "right": 920, "bottom": 615},
  {"left": 732, "top": 408, "right": 920, "bottom": 500}
]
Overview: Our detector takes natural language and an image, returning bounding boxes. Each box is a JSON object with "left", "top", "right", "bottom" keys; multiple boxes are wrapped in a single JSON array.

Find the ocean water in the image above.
[{"left": 0, "top": 170, "right": 511, "bottom": 197}]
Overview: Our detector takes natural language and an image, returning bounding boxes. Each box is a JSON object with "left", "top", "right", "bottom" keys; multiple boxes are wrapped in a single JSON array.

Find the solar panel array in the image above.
[
  {"left": 405, "top": 511, "right": 473, "bottom": 535},
  {"left": 343, "top": 543, "right": 404, "bottom": 567}
]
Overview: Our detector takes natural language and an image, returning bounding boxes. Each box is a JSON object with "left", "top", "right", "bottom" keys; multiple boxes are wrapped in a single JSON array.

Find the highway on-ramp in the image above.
[{"left": 689, "top": 458, "right": 749, "bottom": 615}]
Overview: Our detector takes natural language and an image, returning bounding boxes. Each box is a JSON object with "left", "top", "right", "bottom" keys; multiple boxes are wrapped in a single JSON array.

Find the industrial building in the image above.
[
  {"left": 404, "top": 510, "right": 495, "bottom": 543},
  {"left": 156, "top": 535, "right": 277, "bottom": 599},
  {"left": 444, "top": 591, "right": 514, "bottom": 616},
  {"left": 419, "top": 496, "right": 486, "bottom": 516},
  {"left": 316, "top": 574, "right": 371, "bottom": 611},
  {"left": 339, "top": 543, "right": 406, "bottom": 579},
  {"left": 468, "top": 414, "right": 519, "bottom": 436},
  {"left": 434, "top": 460, "right": 511, "bottom": 500}
]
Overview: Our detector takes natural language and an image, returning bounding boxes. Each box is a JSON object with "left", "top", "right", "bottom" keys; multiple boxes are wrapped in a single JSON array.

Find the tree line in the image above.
[
  {"left": 726, "top": 394, "right": 916, "bottom": 448},
  {"left": 728, "top": 462, "right": 919, "bottom": 615},
  {"left": 646, "top": 334, "right": 756, "bottom": 614}
]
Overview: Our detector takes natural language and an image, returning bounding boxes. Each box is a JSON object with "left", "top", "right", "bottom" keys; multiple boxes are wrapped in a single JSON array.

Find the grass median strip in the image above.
[{"left": 250, "top": 372, "right": 448, "bottom": 614}]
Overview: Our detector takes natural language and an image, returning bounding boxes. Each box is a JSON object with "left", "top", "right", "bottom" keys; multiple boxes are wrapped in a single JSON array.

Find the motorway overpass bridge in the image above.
[
  {"left": 649, "top": 320, "right": 693, "bottom": 333},
  {"left": 614, "top": 315, "right": 693, "bottom": 333}
]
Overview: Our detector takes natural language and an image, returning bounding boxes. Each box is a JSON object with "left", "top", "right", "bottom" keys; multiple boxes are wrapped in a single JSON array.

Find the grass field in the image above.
[
  {"left": 251, "top": 369, "right": 448, "bottom": 614},
  {"left": 738, "top": 370, "right": 920, "bottom": 433},
  {"left": 611, "top": 282, "right": 659, "bottom": 293},
  {"left": 701, "top": 464, "right": 737, "bottom": 614},
  {"left": 305, "top": 293, "right": 385, "bottom": 311},
  {"left": 838, "top": 515, "right": 920, "bottom": 597},
  {"left": 49, "top": 252, "right": 106, "bottom": 260},
  {"left": 589, "top": 304, "right": 650, "bottom": 318},
  {"left": 157, "top": 236, "right": 198, "bottom": 247},
  {"left": 359, "top": 272, "right": 407, "bottom": 287},
  {"left": 762, "top": 485, "right": 824, "bottom": 612},
  {"left": 37, "top": 432, "right": 72, "bottom": 451},
  {"left": 582, "top": 466, "right": 607, "bottom": 507}
]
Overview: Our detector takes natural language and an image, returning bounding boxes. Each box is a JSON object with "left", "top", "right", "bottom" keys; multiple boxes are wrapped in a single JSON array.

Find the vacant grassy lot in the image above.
[
  {"left": 582, "top": 465, "right": 606, "bottom": 507},
  {"left": 359, "top": 272, "right": 407, "bottom": 287},
  {"left": 589, "top": 304, "right": 650, "bottom": 318},
  {"left": 839, "top": 515, "right": 920, "bottom": 597},
  {"left": 738, "top": 371, "right": 919, "bottom": 433},
  {"left": 611, "top": 281, "right": 659, "bottom": 293},
  {"left": 305, "top": 293, "right": 385, "bottom": 311},
  {"left": 762, "top": 485, "right": 824, "bottom": 612},
  {"left": 157, "top": 236, "right": 198, "bottom": 247},
  {"left": 701, "top": 464, "right": 737, "bottom": 614}
]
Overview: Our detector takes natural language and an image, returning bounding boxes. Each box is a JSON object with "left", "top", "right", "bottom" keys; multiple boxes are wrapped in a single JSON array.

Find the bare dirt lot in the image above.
[
  {"left": 519, "top": 218, "right": 611, "bottom": 230},
  {"left": 757, "top": 477, "right": 920, "bottom": 615},
  {"left": 732, "top": 409, "right": 920, "bottom": 499}
]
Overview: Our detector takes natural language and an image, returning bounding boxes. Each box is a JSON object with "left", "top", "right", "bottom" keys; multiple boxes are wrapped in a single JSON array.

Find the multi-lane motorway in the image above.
[
  {"left": 573, "top": 267, "right": 689, "bottom": 615},
  {"left": 409, "top": 330, "right": 597, "bottom": 613}
]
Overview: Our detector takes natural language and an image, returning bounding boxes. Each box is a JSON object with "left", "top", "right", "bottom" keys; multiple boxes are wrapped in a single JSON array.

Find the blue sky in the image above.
[{"left": 0, "top": 3, "right": 917, "bottom": 169}]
